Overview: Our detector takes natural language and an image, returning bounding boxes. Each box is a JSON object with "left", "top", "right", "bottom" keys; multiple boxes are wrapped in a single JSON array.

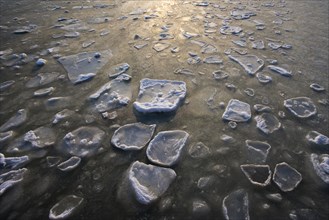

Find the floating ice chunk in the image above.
[
  {"left": 266, "top": 193, "right": 282, "bottom": 203},
  {"left": 253, "top": 104, "right": 271, "bottom": 113},
  {"left": 7, "top": 126, "right": 56, "bottom": 153},
  {"left": 34, "top": 87, "right": 55, "bottom": 97},
  {"left": 244, "top": 88, "right": 255, "bottom": 97},
  {"left": 310, "top": 154, "right": 329, "bottom": 184},
  {"left": 268, "top": 65, "right": 292, "bottom": 77},
  {"left": 134, "top": 78, "right": 187, "bottom": 113},
  {"left": 25, "top": 72, "right": 60, "bottom": 88},
  {"left": 119, "top": 161, "right": 176, "bottom": 205},
  {"left": 57, "top": 156, "right": 81, "bottom": 171},
  {"left": 47, "top": 156, "right": 62, "bottom": 167},
  {"left": 61, "top": 126, "right": 105, "bottom": 157},
  {"left": 195, "top": 2, "right": 209, "bottom": 6},
  {"left": 58, "top": 50, "right": 113, "bottom": 84},
  {"left": 82, "top": 40, "right": 95, "bottom": 48},
  {"left": 0, "top": 80, "right": 15, "bottom": 92},
  {"left": 240, "top": 164, "right": 272, "bottom": 186},
  {"left": 273, "top": 162, "right": 302, "bottom": 192},
  {"left": 306, "top": 131, "right": 329, "bottom": 146},
  {"left": 45, "top": 97, "right": 71, "bottom": 111},
  {"left": 111, "top": 123, "right": 156, "bottom": 150},
  {"left": 49, "top": 195, "right": 84, "bottom": 219},
  {"left": 213, "top": 70, "right": 229, "bottom": 80},
  {"left": 284, "top": 97, "right": 317, "bottom": 118},
  {"left": 0, "top": 154, "right": 29, "bottom": 169},
  {"left": 64, "top": 31, "right": 80, "bottom": 38},
  {"left": 183, "top": 31, "right": 200, "bottom": 39},
  {"left": 108, "top": 63, "right": 130, "bottom": 78},
  {"left": 310, "top": 83, "right": 325, "bottom": 92},
  {"left": 197, "top": 176, "right": 216, "bottom": 189},
  {"left": 146, "top": 130, "right": 189, "bottom": 166},
  {"left": 231, "top": 10, "right": 256, "bottom": 20},
  {"left": 256, "top": 72, "right": 272, "bottom": 84},
  {"left": 188, "top": 142, "right": 210, "bottom": 158},
  {"left": 222, "top": 99, "right": 251, "bottom": 122},
  {"left": 222, "top": 189, "right": 249, "bottom": 220},
  {"left": 201, "top": 44, "right": 218, "bottom": 54},
  {"left": 0, "top": 109, "right": 27, "bottom": 132},
  {"left": 174, "top": 68, "right": 195, "bottom": 76},
  {"left": 203, "top": 56, "right": 223, "bottom": 64},
  {"left": 89, "top": 74, "right": 131, "bottom": 112},
  {"left": 0, "top": 168, "right": 27, "bottom": 196},
  {"left": 36, "top": 58, "right": 47, "bottom": 66},
  {"left": 255, "top": 113, "right": 281, "bottom": 134},
  {"left": 268, "top": 42, "right": 282, "bottom": 50},
  {"left": 219, "top": 26, "right": 243, "bottom": 35},
  {"left": 0, "top": 131, "right": 14, "bottom": 143},
  {"left": 153, "top": 42, "right": 170, "bottom": 52},
  {"left": 251, "top": 40, "right": 265, "bottom": 49},
  {"left": 192, "top": 199, "right": 210, "bottom": 217},
  {"left": 52, "top": 109, "right": 75, "bottom": 124},
  {"left": 232, "top": 40, "right": 247, "bottom": 47},
  {"left": 245, "top": 140, "right": 271, "bottom": 163},
  {"left": 228, "top": 55, "right": 264, "bottom": 75}
]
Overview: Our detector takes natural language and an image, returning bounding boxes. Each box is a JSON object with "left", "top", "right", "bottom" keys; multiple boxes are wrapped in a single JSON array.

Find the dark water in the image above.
[{"left": 0, "top": 0, "right": 328, "bottom": 219}]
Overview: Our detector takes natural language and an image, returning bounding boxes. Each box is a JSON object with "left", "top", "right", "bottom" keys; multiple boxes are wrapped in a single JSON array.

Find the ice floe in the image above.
[
  {"left": 49, "top": 195, "right": 84, "bottom": 219},
  {"left": 118, "top": 161, "right": 176, "bottom": 205},
  {"left": 284, "top": 97, "right": 317, "bottom": 118},
  {"left": 57, "top": 50, "right": 113, "bottom": 84},
  {"left": 240, "top": 164, "right": 272, "bottom": 186},
  {"left": 222, "top": 189, "right": 249, "bottom": 220},
  {"left": 61, "top": 126, "right": 105, "bottom": 157},
  {"left": 133, "top": 79, "right": 187, "bottom": 113},
  {"left": 0, "top": 168, "right": 27, "bottom": 196},
  {"left": 255, "top": 113, "right": 281, "bottom": 134},
  {"left": 273, "top": 162, "right": 302, "bottom": 192},
  {"left": 306, "top": 131, "right": 329, "bottom": 146},
  {"left": 310, "top": 154, "right": 329, "bottom": 184},
  {"left": 245, "top": 140, "right": 271, "bottom": 163},
  {"left": 222, "top": 99, "right": 251, "bottom": 122},
  {"left": 0, "top": 109, "right": 27, "bottom": 132},
  {"left": 57, "top": 156, "right": 81, "bottom": 171},
  {"left": 111, "top": 123, "right": 156, "bottom": 150},
  {"left": 146, "top": 130, "right": 189, "bottom": 166},
  {"left": 228, "top": 55, "right": 264, "bottom": 75}
]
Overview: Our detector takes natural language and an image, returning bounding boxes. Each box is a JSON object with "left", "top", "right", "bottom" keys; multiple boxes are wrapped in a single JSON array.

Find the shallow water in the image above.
[{"left": 0, "top": 0, "right": 328, "bottom": 219}]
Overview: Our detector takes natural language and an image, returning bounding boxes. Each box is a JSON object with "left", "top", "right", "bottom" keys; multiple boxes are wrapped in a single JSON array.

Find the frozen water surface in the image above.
[{"left": 0, "top": 0, "right": 328, "bottom": 219}]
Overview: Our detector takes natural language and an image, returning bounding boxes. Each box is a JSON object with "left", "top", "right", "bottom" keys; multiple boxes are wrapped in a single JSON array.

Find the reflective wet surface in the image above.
[{"left": 0, "top": 0, "right": 328, "bottom": 219}]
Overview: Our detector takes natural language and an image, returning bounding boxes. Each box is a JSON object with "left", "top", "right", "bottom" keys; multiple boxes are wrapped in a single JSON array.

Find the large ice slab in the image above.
[
  {"left": 240, "top": 164, "right": 272, "bottom": 186},
  {"left": 273, "top": 162, "right": 302, "bottom": 192},
  {"left": 89, "top": 74, "right": 132, "bottom": 112},
  {"left": 245, "top": 140, "right": 271, "bottom": 163},
  {"left": 111, "top": 123, "right": 156, "bottom": 150},
  {"left": 228, "top": 55, "right": 264, "bottom": 75},
  {"left": 222, "top": 99, "right": 251, "bottom": 122},
  {"left": 133, "top": 79, "right": 187, "bottom": 113},
  {"left": 0, "top": 109, "right": 27, "bottom": 132},
  {"left": 61, "top": 126, "right": 105, "bottom": 157},
  {"left": 49, "top": 195, "right": 84, "bottom": 219},
  {"left": 310, "top": 154, "right": 329, "bottom": 184},
  {"left": 255, "top": 113, "right": 281, "bottom": 134},
  {"left": 222, "top": 189, "right": 249, "bottom": 220},
  {"left": 146, "top": 130, "right": 189, "bottom": 166},
  {"left": 284, "top": 97, "right": 317, "bottom": 118},
  {"left": 57, "top": 50, "right": 113, "bottom": 84},
  {"left": 0, "top": 168, "right": 27, "bottom": 196},
  {"left": 118, "top": 161, "right": 176, "bottom": 205}
]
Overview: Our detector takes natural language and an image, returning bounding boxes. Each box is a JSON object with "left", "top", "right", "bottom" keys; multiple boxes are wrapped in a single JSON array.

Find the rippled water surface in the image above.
[{"left": 0, "top": 0, "right": 328, "bottom": 219}]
